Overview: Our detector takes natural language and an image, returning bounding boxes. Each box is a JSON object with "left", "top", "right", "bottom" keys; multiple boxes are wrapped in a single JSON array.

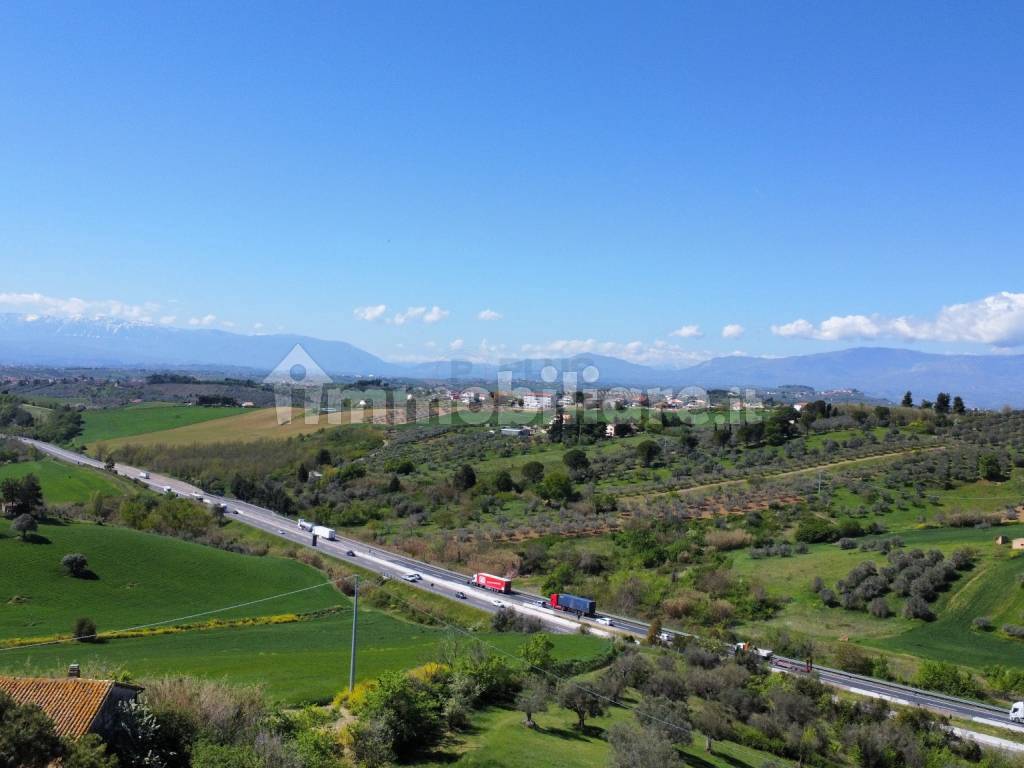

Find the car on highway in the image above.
[
  {"left": 277, "top": 529, "right": 285, "bottom": 534},
  {"left": 492, "top": 599, "right": 505, "bottom": 607},
  {"left": 596, "top": 617, "right": 614, "bottom": 626},
  {"left": 454, "top": 591, "right": 467, "bottom": 599},
  {"left": 403, "top": 573, "right": 422, "bottom": 582},
  {"left": 161, "top": 485, "right": 172, "bottom": 493}
]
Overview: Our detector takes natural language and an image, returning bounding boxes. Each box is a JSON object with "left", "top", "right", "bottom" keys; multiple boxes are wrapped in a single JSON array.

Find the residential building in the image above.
[
  {"left": 522, "top": 393, "right": 553, "bottom": 409},
  {"left": 0, "top": 672, "right": 142, "bottom": 742}
]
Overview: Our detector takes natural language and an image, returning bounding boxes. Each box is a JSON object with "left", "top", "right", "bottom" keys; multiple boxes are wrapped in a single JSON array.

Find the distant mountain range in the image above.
[{"left": 1, "top": 314, "right": 1021, "bottom": 407}]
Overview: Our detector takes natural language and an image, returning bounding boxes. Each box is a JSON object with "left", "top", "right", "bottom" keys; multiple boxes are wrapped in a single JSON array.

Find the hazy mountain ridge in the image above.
[{"left": 0, "top": 314, "right": 1021, "bottom": 406}]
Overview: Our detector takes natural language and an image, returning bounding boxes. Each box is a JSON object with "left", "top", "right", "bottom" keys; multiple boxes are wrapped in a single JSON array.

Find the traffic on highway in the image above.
[{"left": 17, "top": 435, "right": 1024, "bottom": 735}]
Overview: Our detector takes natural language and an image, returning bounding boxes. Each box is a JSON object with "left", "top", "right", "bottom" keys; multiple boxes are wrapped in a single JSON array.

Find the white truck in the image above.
[
  {"left": 297, "top": 519, "right": 315, "bottom": 532},
  {"left": 138, "top": 471, "right": 150, "bottom": 479},
  {"left": 733, "top": 642, "right": 774, "bottom": 660},
  {"left": 312, "top": 525, "right": 336, "bottom": 541},
  {"left": 1010, "top": 701, "right": 1024, "bottom": 723}
]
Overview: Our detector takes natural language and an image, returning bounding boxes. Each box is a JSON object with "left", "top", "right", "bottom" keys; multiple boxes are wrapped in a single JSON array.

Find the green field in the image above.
[
  {"left": 0, "top": 516, "right": 608, "bottom": 703},
  {"left": 871, "top": 549, "right": 1024, "bottom": 669},
  {"left": 75, "top": 404, "right": 248, "bottom": 445},
  {"left": 0, "top": 459, "right": 131, "bottom": 504},
  {"left": 0, "top": 518, "right": 344, "bottom": 640},
  {"left": 732, "top": 523, "right": 1024, "bottom": 669},
  {"left": 0, "top": 607, "right": 608, "bottom": 705},
  {"left": 414, "top": 696, "right": 792, "bottom": 768}
]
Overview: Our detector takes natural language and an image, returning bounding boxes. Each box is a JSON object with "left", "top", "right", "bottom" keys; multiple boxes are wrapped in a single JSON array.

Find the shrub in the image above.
[
  {"left": 833, "top": 643, "right": 873, "bottom": 675},
  {"left": 61, "top": 553, "right": 89, "bottom": 578},
  {"left": 794, "top": 516, "right": 837, "bottom": 543},
  {"left": 1002, "top": 624, "right": 1024, "bottom": 639},
  {"left": 74, "top": 617, "right": 99, "bottom": 643},
  {"left": 972, "top": 617, "right": 994, "bottom": 631},
  {"left": 867, "top": 597, "right": 891, "bottom": 618},
  {"left": 704, "top": 529, "right": 752, "bottom": 551},
  {"left": 452, "top": 464, "right": 476, "bottom": 491},
  {"left": 913, "top": 660, "right": 978, "bottom": 698},
  {"left": 902, "top": 596, "right": 934, "bottom": 621}
]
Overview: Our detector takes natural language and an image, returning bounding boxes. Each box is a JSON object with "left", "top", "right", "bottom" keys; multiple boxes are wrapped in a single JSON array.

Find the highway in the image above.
[{"left": 16, "top": 436, "right": 1024, "bottom": 738}]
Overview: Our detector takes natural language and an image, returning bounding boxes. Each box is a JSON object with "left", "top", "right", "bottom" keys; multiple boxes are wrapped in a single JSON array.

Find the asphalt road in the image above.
[{"left": 17, "top": 436, "right": 1024, "bottom": 736}]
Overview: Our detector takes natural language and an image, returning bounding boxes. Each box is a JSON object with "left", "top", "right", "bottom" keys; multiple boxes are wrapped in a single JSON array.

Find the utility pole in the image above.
[{"left": 348, "top": 575, "right": 358, "bottom": 692}]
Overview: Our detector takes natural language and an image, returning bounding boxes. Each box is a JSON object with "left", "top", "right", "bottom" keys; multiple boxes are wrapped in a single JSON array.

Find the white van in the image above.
[{"left": 1010, "top": 702, "right": 1024, "bottom": 723}]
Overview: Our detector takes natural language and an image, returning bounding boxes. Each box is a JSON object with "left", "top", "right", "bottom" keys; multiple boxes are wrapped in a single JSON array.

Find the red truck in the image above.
[{"left": 472, "top": 573, "right": 511, "bottom": 594}]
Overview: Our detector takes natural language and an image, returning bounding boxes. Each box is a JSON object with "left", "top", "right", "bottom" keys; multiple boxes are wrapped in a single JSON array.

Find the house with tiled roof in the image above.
[{"left": 0, "top": 670, "right": 142, "bottom": 740}]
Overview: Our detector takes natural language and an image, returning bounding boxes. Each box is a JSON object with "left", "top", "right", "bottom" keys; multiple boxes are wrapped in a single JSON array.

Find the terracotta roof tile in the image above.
[{"left": 0, "top": 676, "right": 117, "bottom": 738}]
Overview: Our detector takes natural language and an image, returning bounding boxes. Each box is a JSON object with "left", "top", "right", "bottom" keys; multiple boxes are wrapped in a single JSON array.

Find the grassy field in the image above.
[
  {"left": 0, "top": 608, "right": 608, "bottom": 705},
  {"left": 93, "top": 407, "right": 340, "bottom": 450},
  {"left": 414, "top": 695, "right": 791, "bottom": 768},
  {"left": 732, "top": 522, "right": 1024, "bottom": 669},
  {"left": 0, "top": 459, "right": 131, "bottom": 504},
  {"left": 0, "top": 518, "right": 344, "bottom": 640},
  {"left": 0, "top": 515, "right": 608, "bottom": 704},
  {"left": 870, "top": 548, "right": 1024, "bottom": 669},
  {"left": 75, "top": 404, "right": 248, "bottom": 445}
]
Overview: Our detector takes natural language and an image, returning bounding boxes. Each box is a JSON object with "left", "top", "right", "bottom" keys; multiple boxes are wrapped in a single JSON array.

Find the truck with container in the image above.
[
  {"left": 312, "top": 525, "right": 336, "bottom": 541},
  {"left": 1010, "top": 702, "right": 1024, "bottom": 723},
  {"left": 472, "top": 573, "right": 512, "bottom": 594},
  {"left": 548, "top": 593, "right": 596, "bottom": 617},
  {"left": 297, "top": 519, "right": 314, "bottom": 532}
]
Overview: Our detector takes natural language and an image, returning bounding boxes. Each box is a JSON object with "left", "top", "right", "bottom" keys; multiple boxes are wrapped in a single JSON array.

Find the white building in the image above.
[{"left": 522, "top": 393, "right": 553, "bottom": 409}]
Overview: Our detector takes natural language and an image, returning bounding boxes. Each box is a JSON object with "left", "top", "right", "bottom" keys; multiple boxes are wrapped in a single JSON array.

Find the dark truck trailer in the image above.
[{"left": 549, "top": 593, "right": 596, "bottom": 616}]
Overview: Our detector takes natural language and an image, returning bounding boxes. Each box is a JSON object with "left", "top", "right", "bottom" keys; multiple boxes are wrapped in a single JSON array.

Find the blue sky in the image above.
[{"left": 1, "top": 1, "right": 1022, "bottom": 366}]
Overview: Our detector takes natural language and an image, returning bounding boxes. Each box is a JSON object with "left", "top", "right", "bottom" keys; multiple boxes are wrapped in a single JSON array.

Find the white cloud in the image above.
[
  {"left": 722, "top": 323, "right": 745, "bottom": 339},
  {"left": 388, "top": 304, "right": 450, "bottom": 325},
  {"left": 423, "top": 305, "right": 449, "bottom": 324},
  {"left": 670, "top": 324, "right": 702, "bottom": 339},
  {"left": 771, "top": 292, "right": 1024, "bottom": 347},
  {"left": 477, "top": 309, "right": 502, "bottom": 321},
  {"left": 0, "top": 292, "right": 159, "bottom": 323},
  {"left": 253, "top": 322, "right": 264, "bottom": 331},
  {"left": 391, "top": 307, "right": 423, "bottom": 325},
  {"left": 353, "top": 304, "right": 388, "bottom": 321},
  {"left": 159, "top": 315, "right": 177, "bottom": 325},
  {"left": 188, "top": 314, "right": 217, "bottom": 327},
  {"left": 449, "top": 338, "right": 464, "bottom": 351}
]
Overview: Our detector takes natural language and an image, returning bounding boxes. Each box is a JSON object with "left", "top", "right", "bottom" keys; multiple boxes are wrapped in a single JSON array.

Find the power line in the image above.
[{"left": 0, "top": 576, "right": 352, "bottom": 653}]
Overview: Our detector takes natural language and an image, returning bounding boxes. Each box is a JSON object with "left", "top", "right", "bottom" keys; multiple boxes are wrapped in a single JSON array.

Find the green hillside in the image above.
[
  {"left": 0, "top": 517, "right": 343, "bottom": 640},
  {"left": 0, "top": 459, "right": 130, "bottom": 504}
]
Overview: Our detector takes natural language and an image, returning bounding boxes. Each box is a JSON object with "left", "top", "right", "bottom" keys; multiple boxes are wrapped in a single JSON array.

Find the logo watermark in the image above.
[{"left": 265, "top": 345, "right": 767, "bottom": 430}]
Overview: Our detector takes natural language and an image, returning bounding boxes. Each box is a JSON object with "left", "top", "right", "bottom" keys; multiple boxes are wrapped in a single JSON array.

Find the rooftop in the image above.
[{"left": 0, "top": 675, "right": 143, "bottom": 739}]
